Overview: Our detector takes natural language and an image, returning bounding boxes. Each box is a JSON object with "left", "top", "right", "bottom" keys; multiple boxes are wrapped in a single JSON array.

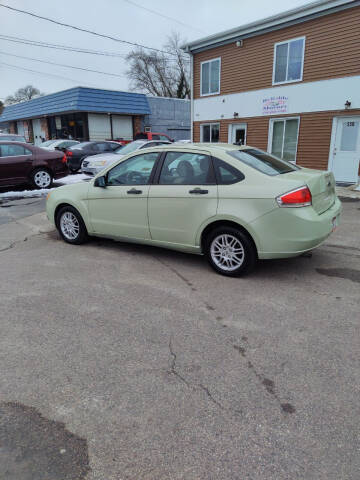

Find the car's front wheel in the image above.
[
  {"left": 31, "top": 168, "right": 53, "bottom": 189},
  {"left": 56, "top": 206, "right": 88, "bottom": 244},
  {"left": 205, "top": 226, "right": 256, "bottom": 277}
]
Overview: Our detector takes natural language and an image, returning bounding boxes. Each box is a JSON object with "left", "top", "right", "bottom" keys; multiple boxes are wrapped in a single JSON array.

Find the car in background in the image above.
[
  {"left": 47, "top": 143, "right": 342, "bottom": 276},
  {"left": 65, "top": 141, "right": 121, "bottom": 173},
  {"left": 135, "top": 132, "right": 174, "bottom": 142},
  {"left": 0, "top": 141, "right": 68, "bottom": 189},
  {"left": 0, "top": 133, "right": 27, "bottom": 143},
  {"left": 81, "top": 139, "right": 171, "bottom": 176},
  {"left": 40, "top": 139, "right": 79, "bottom": 151}
]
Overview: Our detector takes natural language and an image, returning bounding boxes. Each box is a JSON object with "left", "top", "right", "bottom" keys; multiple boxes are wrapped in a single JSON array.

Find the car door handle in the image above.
[
  {"left": 189, "top": 188, "right": 208, "bottom": 194},
  {"left": 127, "top": 188, "right": 142, "bottom": 194}
]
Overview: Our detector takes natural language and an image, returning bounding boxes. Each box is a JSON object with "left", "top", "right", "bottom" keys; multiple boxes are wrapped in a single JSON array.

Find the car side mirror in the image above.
[{"left": 94, "top": 176, "right": 106, "bottom": 188}]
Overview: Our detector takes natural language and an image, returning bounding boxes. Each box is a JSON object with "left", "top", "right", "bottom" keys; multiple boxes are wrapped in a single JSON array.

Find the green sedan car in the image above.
[{"left": 46, "top": 143, "right": 341, "bottom": 276}]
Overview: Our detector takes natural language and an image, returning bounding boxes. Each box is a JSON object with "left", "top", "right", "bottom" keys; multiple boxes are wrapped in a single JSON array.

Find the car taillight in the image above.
[
  {"left": 276, "top": 186, "right": 312, "bottom": 207},
  {"left": 66, "top": 151, "right": 73, "bottom": 156},
  {"left": 62, "top": 154, "right": 67, "bottom": 164}
]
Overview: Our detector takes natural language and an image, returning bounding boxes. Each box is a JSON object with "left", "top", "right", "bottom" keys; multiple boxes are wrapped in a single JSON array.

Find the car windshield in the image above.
[
  {"left": 0, "top": 135, "right": 26, "bottom": 142},
  {"left": 117, "top": 141, "right": 144, "bottom": 155},
  {"left": 41, "top": 140, "right": 57, "bottom": 147},
  {"left": 228, "top": 149, "right": 299, "bottom": 176}
]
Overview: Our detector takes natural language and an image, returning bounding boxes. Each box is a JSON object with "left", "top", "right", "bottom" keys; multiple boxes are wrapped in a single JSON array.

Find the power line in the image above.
[
  {"left": 122, "top": 0, "right": 206, "bottom": 34},
  {"left": 0, "top": 50, "right": 127, "bottom": 78},
  {"left": 0, "top": 3, "right": 176, "bottom": 56},
  {"left": 0, "top": 62, "right": 105, "bottom": 88},
  {"left": 0, "top": 34, "right": 189, "bottom": 63},
  {"left": 0, "top": 34, "right": 128, "bottom": 58}
]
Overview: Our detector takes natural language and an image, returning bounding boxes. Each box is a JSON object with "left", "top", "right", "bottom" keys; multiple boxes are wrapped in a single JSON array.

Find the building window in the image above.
[
  {"left": 273, "top": 37, "right": 305, "bottom": 85},
  {"left": 201, "top": 123, "right": 220, "bottom": 143},
  {"left": 201, "top": 58, "right": 221, "bottom": 96},
  {"left": 269, "top": 118, "right": 300, "bottom": 162}
]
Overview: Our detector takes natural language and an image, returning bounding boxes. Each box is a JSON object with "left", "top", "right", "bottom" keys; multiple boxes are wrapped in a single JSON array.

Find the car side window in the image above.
[
  {"left": 159, "top": 135, "right": 169, "bottom": 141},
  {"left": 107, "top": 152, "right": 159, "bottom": 186},
  {"left": 0, "top": 144, "right": 31, "bottom": 157},
  {"left": 159, "top": 152, "right": 214, "bottom": 185},
  {"left": 151, "top": 134, "right": 160, "bottom": 140},
  {"left": 213, "top": 157, "right": 244, "bottom": 184},
  {"left": 97, "top": 143, "right": 109, "bottom": 152}
]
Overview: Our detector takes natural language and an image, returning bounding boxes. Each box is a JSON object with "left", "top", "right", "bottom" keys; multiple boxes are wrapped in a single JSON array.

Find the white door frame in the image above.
[
  {"left": 328, "top": 115, "right": 360, "bottom": 182},
  {"left": 227, "top": 123, "right": 247, "bottom": 144}
]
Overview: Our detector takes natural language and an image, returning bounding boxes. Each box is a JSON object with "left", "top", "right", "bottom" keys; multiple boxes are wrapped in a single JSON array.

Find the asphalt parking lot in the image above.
[{"left": 0, "top": 197, "right": 359, "bottom": 480}]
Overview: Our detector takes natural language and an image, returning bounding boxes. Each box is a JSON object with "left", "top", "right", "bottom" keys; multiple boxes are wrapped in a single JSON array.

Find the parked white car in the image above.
[
  {"left": 40, "top": 139, "right": 79, "bottom": 151},
  {"left": 81, "top": 139, "right": 171, "bottom": 175}
]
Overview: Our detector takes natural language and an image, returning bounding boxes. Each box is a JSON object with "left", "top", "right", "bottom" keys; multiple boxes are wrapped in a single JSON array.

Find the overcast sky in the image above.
[{"left": 0, "top": 0, "right": 314, "bottom": 101}]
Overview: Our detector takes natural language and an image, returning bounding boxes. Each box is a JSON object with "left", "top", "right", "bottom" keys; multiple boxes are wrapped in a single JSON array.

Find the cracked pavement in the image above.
[{"left": 0, "top": 198, "right": 359, "bottom": 479}]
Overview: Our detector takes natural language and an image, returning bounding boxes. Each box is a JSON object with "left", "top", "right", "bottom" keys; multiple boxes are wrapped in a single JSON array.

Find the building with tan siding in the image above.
[{"left": 183, "top": 0, "right": 360, "bottom": 183}]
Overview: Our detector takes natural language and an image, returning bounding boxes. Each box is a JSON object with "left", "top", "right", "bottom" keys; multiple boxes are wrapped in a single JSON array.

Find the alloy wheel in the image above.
[
  {"left": 60, "top": 212, "right": 80, "bottom": 241},
  {"left": 210, "top": 234, "right": 245, "bottom": 272}
]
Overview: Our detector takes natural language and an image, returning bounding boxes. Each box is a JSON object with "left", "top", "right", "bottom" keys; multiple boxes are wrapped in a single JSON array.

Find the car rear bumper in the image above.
[
  {"left": 53, "top": 168, "right": 69, "bottom": 180},
  {"left": 252, "top": 197, "right": 342, "bottom": 259}
]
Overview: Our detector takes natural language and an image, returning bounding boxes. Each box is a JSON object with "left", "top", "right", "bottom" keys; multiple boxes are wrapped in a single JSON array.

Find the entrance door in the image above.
[
  {"left": 229, "top": 123, "right": 247, "bottom": 145},
  {"left": 32, "top": 119, "right": 43, "bottom": 146},
  {"left": 330, "top": 117, "right": 360, "bottom": 183}
]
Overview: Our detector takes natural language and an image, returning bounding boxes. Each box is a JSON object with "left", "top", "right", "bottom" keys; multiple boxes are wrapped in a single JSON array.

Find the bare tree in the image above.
[
  {"left": 126, "top": 32, "right": 190, "bottom": 98},
  {"left": 5, "top": 85, "right": 44, "bottom": 105},
  {"left": 0, "top": 100, "right": 4, "bottom": 115}
]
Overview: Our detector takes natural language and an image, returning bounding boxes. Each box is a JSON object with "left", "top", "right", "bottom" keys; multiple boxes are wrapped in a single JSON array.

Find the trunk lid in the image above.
[{"left": 281, "top": 168, "right": 336, "bottom": 214}]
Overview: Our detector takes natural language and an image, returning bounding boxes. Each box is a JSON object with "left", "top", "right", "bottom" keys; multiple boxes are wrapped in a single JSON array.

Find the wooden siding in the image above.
[
  {"left": 193, "top": 6, "right": 360, "bottom": 99},
  {"left": 194, "top": 109, "right": 360, "bottom": 171}
]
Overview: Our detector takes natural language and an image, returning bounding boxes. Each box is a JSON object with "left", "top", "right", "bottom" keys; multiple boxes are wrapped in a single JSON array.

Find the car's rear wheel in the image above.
[
  {"left": 56, "top": 206, "right": 88, "bottom": 244},
  {"left": 31, "top": 168, "right": 53, "bottom": 189},
  {"left": 205, "top": 226, "right": 256, "bottom": 277}
]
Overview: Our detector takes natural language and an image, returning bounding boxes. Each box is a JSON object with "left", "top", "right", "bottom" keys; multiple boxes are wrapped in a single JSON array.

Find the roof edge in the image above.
[{"left": 182, "top": 0, "right": 357, "bottom": 52}]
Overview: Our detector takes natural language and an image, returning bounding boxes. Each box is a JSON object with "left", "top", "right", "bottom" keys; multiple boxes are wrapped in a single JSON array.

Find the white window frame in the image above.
[
  {"left": 200, "top": 123, "right": 220, "bottom": 143},
  {"left": 272, "top": 37, "right": 305, "bottom": 86},
  {"left": 200, "top": 57, "right": 221, "bottom": 97},
  {"left": 267, "top": 116, "right": 300, "bottom": 163}
]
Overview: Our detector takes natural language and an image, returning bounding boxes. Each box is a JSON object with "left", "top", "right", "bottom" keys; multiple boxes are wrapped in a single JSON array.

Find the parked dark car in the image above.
[
  {"left": 0, "top": 142, "right": 68, "bottom": 189},
  {"left": 0, "top": 133, "right": 27, "bottom": 143},
  {"left": 65, "top": 141, "right": 121, "bottom": 173}
]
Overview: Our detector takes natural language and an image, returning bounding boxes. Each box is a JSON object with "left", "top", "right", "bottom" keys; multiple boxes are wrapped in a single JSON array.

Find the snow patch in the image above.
[{"left": 0, "top": 174, "right": 89, "bottom": 200}]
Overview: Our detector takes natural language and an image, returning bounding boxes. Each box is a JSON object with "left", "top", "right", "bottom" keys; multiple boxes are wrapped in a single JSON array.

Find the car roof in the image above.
[
  {"left": 0, "top": 140, "right": 32, "bottom": 145},
  {"left": 131, "top": 142, "right": 252, "bottom": 152}
]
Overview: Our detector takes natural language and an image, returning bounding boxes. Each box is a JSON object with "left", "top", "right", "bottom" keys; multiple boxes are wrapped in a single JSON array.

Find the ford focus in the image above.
[{"left": 46, "top": 144, "right": 341, "bottom": 276}]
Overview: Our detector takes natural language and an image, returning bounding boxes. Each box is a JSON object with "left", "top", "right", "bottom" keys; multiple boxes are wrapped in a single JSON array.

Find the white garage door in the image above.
[
  {"left": 112, "top": 115, "right": 133, "bottom": 140},
  {"left": 88, "top": 114, "right": 111, "bottom": 141},
  {"left": 17, "top": 121, "right": 25, "bottom": 137}
]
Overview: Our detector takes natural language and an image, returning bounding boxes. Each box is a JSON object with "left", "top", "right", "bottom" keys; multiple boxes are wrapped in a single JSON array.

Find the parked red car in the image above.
[
  {"left": 135, "top": 132, "right": 174, "bottom": 142},
  {"left": 0, "top": 142, "right": 68, "bottom": 189}
]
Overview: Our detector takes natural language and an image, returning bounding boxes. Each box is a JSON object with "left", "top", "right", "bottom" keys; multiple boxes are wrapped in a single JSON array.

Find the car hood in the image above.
[{"left": 87, "top": 153, "right": 124, "bottom": 165}]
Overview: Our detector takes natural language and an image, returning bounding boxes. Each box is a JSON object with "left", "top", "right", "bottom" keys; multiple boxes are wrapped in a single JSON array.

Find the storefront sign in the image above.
[{"left": 262, "top": 96, "right": 288, "bottom": 115}]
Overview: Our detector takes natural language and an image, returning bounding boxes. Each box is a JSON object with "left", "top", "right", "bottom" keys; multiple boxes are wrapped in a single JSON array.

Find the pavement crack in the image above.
[
  {"left": 0, "top": 235, "right": 29, "bottom": 253},
  {"left": 198, "top": 384, "right": 225, "bottom": 410},
  {"left": 153, "top": 256, "right": 197, "bottom": 291},
  {"left": 168, "top": 337, "right": 241, "bottom": 416},
  {"left": 168, "top": 337, "right": 190, "bottom": 386}
]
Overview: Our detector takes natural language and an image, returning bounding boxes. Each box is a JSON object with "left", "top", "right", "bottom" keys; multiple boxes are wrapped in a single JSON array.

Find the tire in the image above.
[
  {"left": 205, "top": 226, "right": 256, "bottom": 277},
  {"left": 30, "top": 168, "right": 53, "bottom": 189},
  {"left": 56, "top": 206, "right": 88, "bottom": 245}
]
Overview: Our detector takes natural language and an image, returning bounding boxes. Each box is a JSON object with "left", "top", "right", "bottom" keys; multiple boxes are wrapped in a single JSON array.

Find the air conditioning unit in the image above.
[
  {"left": 236, "top": 39, "right": 243, "bottom": 47},
  {"left": 144, "top": 126, "right": 151, "bottom": 132}
]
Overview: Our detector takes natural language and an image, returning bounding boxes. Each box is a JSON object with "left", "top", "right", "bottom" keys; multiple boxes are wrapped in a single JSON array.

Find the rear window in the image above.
[{"left": 228, "top": 149, "right": 299, "bottom": 176}]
